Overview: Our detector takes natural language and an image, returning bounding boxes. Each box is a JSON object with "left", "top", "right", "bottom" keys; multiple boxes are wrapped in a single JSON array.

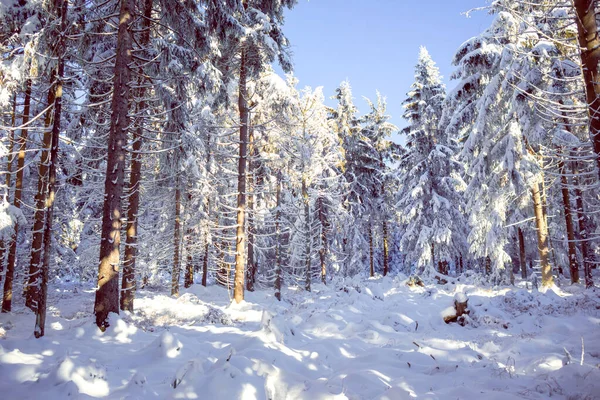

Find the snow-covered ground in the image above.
[{"left": 0, "top": 274, "right": 599, "bottom": 399}]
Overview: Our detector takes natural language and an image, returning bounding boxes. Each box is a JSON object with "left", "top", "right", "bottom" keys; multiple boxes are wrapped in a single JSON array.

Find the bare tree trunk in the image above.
[
  {"left": 318, "top": 196, "right": 327, "bottom": 284},
  {"left": 35, "top": 0, "right": 67, "bottom": 336},
  {"left": 233, "top": 47, "right": 248, "bottom": 303},
  {"left": 26, "top": 71, "right": 58, "bottom": 310},
  {"left": 518, "top": 227, "right": 527, "bottom": 279},
  {"left": 559, "top": 157, "right": 580, "bottom": 283},
  {"left": 0, "top": 93, "right": 17, "bottom": 284},
  {"left": 302, "top": 176, "right": 311, "bottom": 291},
  {"left": 540, "top": 175, "right": 560, "bottom": 276},
  {"left": 120, "top": 0, "right": 152, "bottom": 312},
  {"left": 120, "top": 116, "right": 142, "bottom": 311},
  {"left": 184, "top": 190, "right": 194, "bottom": 289},
  {"left": 573, "top": 0, "right": 600, "bottom": 178},
  {"left": 382, "top": 219, "right": 389, "bottom": 276},
  {"left": 430, "top": 242, "right": 435, "bottom": 275},
  {"left": 571, "top": 160, "right": 594, "bottom": 288},
  {"left": 274, "top": 172, "right": 282, "bottom": 301},
  {"left": 369, "top": 221, "right": 374, "bottom": 277},
  {"left": 171, "top": 178, "right": 182, "bottom": 296},
  {"left": 246, "top": 126, "right": 256, "bottom": 291},
  {"left": 94, "top": 0, "right": 133, "bottom": 330},
  {"left": 532, "top": 181, "right": 553, "bottom": 288},
  {"left": 2, "top": 79, "right": 31, "bottom": 313},
  {"left": 201, "top": 198, "right": 210, "bottom": 287}
]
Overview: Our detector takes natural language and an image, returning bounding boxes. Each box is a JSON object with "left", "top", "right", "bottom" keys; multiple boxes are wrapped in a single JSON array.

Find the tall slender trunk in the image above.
[
  {"left": 532, "top": 181, "right": 553, "bottom": 288},
  {"left": 382, "top": 219, "right": 389, "bottom": 276},
  {"left": 35, "top": 0, "right": 67, "bottom": 336},
  {"left": 246, "top": 126, "right": 256, "bottom": 291},
  {"left": 171, "top": 178, "right": 182, "bottom": 296},
  {"left": 318, "top": 196, "right": 327, "bottom": 284},
  {"left": 430, "top": 242, "right": 435, "bottom": 275},
  {"left": 540, "top": 175, "right": 559, "bottom": 276},
  {"left": 369, "top": 222, "right": 374, "bottom": 277},
  {"left": 94, "top": 0, "right": 133, "bottom": 330},
  {"left": 184, "top": 190, "right": 194, "bottom": 289},
  {"left": 559, "top": 157, "right": 580, "bottom": 283},
  {"left": 202, "top": 198, "right": 210, "bottom": 287},
  {"left": 571, "top": 160, "right": 594, "bottom": 288},
  {"left": 302, "top": 175, "right": 311, "bottom": 291},
  {"left": 233, "top": 47, "right": 248, "bottom": 303},
  {"left": 26, "top": 70, "right": 60, "bottom": 310},
  {"left": 274, "top": 172, "right": 282, "bottom": 301},
  {"left": 573, "top": 0, "right": 600, "bottom": 178},
  {"left": 518, "top": 227, "right": 527, "bottom": 279},
  {"left": 0, "top": 93, "right": 17, "bottom": 283},
  {"left": 2, "top": 79, "right": 32, "bottom": 313},
  {"left": 120, "top": 0, "right": 152, "bottom": 312}
]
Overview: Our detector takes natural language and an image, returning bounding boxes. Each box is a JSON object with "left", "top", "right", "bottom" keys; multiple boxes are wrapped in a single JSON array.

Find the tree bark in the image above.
[
  {"left": 274, "top": 172, "right": 282, "bottom": 301},
  {"left": 94, "top": 0, "right": 133, "bottom": 330},
  {"left": 233, "top": 46, "right": 248, "bottom": 303},
  {"left": 302, "top": 175, "right": 311, "bottom": 291},
  {"left": 559, "top": 157, "right": 580, "bottom": 283},
  {"left": 184, "top": 190, "right": 194, "bottom": 289},
  {"left": 571, "top": 160, "right": 594, "bottom": 288},
  {"left": 26, "top": 71, "right": 59, "bottom": 310},
  {"left": 120, "top": 0, "right": 152, "bottom": 312},
  {"left": 0, "top": 93, "right": 17, "bottom": 284},
  {"left": 171, "top": 178, "right": 182, "bottom": 296},
  {"left": 573, "top": 0, "right": 600, "bottom": 178},
  {"left": 2, "top": 79, "right": 31, "bottom": 313},
  {"left": 202, "top": 198, "right": 210, "bottom": 287},
  {"left": 35, "top": 0, "right": 67, "bottom": 336},
  {"left": 32, "top": 0, "right": 68, "bottom": 335},
  {"left": 318, "top": 196, "right": 327, "bottom": 283},
  {"left": 532, "top": 181, "right": 553, "bottom": 288},
  {"left": 369, "top": 221, "right": 374, "bottom": 277},
  {"left": 382, "top": 219, "right": 389, "bottom": 276},
  {"left": 246, "top": 126, "right": 256, "bottom": 291},
  {"left": 518, "top": 227, "right": 527, "bottom": 279}
]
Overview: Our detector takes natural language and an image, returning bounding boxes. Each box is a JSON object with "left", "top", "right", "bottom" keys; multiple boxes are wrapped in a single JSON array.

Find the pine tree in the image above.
[{"left": 399, "top": 47, "right": 467, "bottom": 276}]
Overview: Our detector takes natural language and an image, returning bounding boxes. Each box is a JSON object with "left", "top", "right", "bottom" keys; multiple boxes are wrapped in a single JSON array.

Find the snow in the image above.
[{"left": 0, "top": 275, "right": 599, "bottom": 399}]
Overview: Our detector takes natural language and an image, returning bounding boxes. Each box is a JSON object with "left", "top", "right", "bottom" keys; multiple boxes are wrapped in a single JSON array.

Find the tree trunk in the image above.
[
  {"left": 430, "top": 242, "right": 435, "bottom": 275},
  {"left": 25, "top": 71, "right": 58, "bottom": 310},
  {"left": 171, "top": 178, "right": 182, "bottom": 296},
  {"left": 274, "top": 172, "right": 282, "bottom": 301},
  {"left": 573, "top": 0, "right": 600, "bottom": 178},
  {"left": 369, "top": 221, "right": 374, "bottom": 277},
  {"left": 382, "top": 219, "right": 389, "bottom": 276},
  {"left": 35, "top": 2, "right": 67, "bottom": 335},
  {"left": 246, "top": 126, "right": 256, "bottom": 291},
  {"left": 559, "top": 157, "right": 580, "bottom": 283},
  {"left": 0, "top": 93, "right": 17, "bottom": 284},
  {"left": 184, "top": 190, "right": 194, "bottom": 289},
  {"left": 94, "top": 0, "right": 133, "bottom": 330},
  {"left": 540, "top": 175, "right": 560, "bottom": 276},
  {"left": 532, "top": 181, "right": 553, "bottom": 288},
  {"left": 318, "top": 196, "right": 327, "bottom": 284},
  {"left": 32, "top": 0, "right": 68, "bottom": 336},
  {"left": 120, "top": 116, "right": 142, "bottom": 311},
  {"left": 571, "top": 160, "right": 594, "bottom": 288},
  {"left": 302, "top": 176, "right": 311, "bottom": 291},
  {"left": 2, "top": 79, "right": 31, "bottom": 313},
  {"left": 233, "top": 46, "right": 248, "bottom": 303},
  {"left": 202, "top": 198, "right": 210, "bottom": 287},
  {"left": 518, "top": 227, "right": 527, "bottom": 279},
  {"left": 120, "top": 0, "right": 152, "bottom": 312}
]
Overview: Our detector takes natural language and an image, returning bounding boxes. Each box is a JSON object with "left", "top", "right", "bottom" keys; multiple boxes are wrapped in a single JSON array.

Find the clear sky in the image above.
[{"left": 274, "top": 0, "right": 493, "bottom": 144}]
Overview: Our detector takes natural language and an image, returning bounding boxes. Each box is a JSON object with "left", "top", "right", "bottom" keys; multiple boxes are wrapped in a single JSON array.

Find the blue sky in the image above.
[{"left": 275, "top": 0, "right": 493, "bottom": 144}]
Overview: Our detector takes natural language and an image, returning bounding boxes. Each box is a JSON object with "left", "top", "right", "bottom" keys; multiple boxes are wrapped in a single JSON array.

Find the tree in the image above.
[{"left": 399, "top": 47, "right": 467, "bottom": 276}]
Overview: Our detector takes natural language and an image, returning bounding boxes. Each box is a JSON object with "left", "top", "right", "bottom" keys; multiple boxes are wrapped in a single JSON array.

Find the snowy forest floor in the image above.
[{"left": 0, "top": 274, "right": 599, "bottom": 400}]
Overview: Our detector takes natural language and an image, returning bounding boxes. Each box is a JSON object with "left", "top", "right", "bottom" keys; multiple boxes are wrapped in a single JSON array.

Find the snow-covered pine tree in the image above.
[{"left": 398, "top": 47, "right": 467, "bottom": 277}]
